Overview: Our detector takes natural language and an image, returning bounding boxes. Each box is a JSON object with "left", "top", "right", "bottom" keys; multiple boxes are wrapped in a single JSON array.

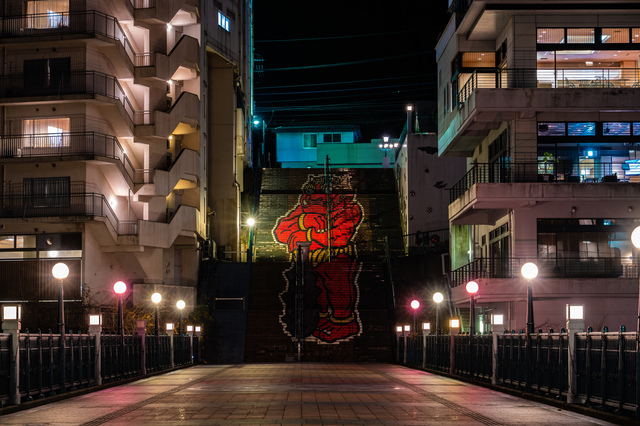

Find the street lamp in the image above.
[
  {"left": 433, "top": 292, "right": 444, "bottom": 336},
  {"left": 113, "top": 281, "right": 126, "bottom": 341},
  {"left": 410, "top": 300, "right": 420, "bottom": 333},
  {"left": 52, "top": 262, "right": 69, "bottom": 335},
  {"left": 521, "top": 262, "right": 538, "bottom": 335},
  {"left": 176, "top": 300, "right": 185, "bottom": 334},
  {"left": 151, "top": 292, "right": 162, "bottom": 336},
  {"left": 466, "top": 281, "right": 479, "bottom": 335}
]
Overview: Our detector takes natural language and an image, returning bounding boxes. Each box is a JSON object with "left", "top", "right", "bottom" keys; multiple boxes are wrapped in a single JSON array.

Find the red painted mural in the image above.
[{"left": 273, "top": 174, "right": 364, "bottom": 343}]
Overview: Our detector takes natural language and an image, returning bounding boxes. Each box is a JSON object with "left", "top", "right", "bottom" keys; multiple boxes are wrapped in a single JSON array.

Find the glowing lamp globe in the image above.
[
  {"left": 113, "top": 281, "right": 127, "bottom": 294},
  {"left": 247, "top": 217, "right": 256, "bottom": 227},
  {"left": 176, "top": 300, "right": 186, "bottom": 310},
  {"left": 632, "top": 226, "right": 640, "bottom": 248},
  {"left": 52, "top": 263, "right": 69, "bottom": 280},
  {"left": 151, "top": 292, "right": 162, "bottom": 304},
  {"left": 521, "top": 262, "right": 538, "bottom": 280},
  {"left": 410, "top": 300, "right": 420, "bottom": 310},
  {"left": 433, "top": 292, "right": 444, "bottom": 304},
  {"left": 466, "top": 281, "right": 479, "bottom": 295}
]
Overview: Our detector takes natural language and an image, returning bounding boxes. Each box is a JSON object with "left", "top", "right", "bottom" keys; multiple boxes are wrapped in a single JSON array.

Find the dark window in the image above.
[
  {"left": 23, "top": 58, "right": 70, "bottom": 92},
  {"left": 23, "top": 177, "right": 70, "bottom": 208},
  {"left": 323, "top": 133, "right": 341, "bottom": 143}
]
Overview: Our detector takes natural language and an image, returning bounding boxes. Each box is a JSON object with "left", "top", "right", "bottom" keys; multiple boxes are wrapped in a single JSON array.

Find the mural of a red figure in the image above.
[{"left": 273, "top": 174, "right": 363, "bottom": 343}]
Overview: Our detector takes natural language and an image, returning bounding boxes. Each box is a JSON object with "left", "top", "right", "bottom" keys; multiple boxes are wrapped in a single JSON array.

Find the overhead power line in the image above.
[
  {"left": 265, "top": 50, "right": 431, "bottom": 71},
  {"left": 256, "top": 28, "right": 422, "bottom": 43}
]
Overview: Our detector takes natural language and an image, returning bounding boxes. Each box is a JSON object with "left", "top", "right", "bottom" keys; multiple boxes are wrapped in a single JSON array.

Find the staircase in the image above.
[{"left": 242, "top": 168, "right": 401, "bottom": 362}]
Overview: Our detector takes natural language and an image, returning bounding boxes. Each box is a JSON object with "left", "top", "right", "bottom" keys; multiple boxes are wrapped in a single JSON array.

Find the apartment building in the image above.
[
  {"left": 437, "top": 0, "right": 640, "bottom": 331},
  {"left": 0, "top": 0, "right": 253, "bottom": 330}
]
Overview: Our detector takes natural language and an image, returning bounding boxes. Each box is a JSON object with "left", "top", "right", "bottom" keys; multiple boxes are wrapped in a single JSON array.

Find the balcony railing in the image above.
[
  {"left": 0, "top": 132, "right": 153, "bottom": 185},
  {"left": 0, "top": 192, "right": 137, "bottom": 235},
  {"left": 450, "top": 162, "right": 637, "bottom": 203},
  {"left": 450, "top": 257, "right": 636, "bottom": 288},
  {"left": 0, "top": 11, "right": 137, "bottom": 65},
  {"left": 0, "top": 71, "right": 147, "bottom": 125},
  {"left": 456, "top": 68, "right": 640, "bottom": 108}
]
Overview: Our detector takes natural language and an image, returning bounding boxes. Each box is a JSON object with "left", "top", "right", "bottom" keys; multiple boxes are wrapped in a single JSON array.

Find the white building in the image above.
[
  {"left": 0, "top": 0, "right": 253, "bottom": 330},
  {"left": 437, "top": 0, "right": 640, "bottom": 332}
]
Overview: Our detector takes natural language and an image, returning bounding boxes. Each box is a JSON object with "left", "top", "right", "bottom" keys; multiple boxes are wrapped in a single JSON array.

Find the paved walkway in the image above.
[{"left": 0, "top": 363, "right": 621, "bottom": 425}]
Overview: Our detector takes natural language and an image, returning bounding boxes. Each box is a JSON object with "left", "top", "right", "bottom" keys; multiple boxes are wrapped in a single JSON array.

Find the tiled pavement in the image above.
[{"left": 0, "top": 363, "right": 621, "bottom": 425}]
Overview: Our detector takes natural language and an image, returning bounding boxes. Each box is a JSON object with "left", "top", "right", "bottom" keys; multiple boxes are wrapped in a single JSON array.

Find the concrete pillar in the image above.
[
  {"left": 136, "top": 320, "right": 147, "bottom": 375},
  {"left": 491, "top": 324, "right": 505, "bottom": 385},
  {"left": 88, "top": 323, "right": 102, "bottom": 386},
  {"left": 566, "top": 305, "right": 585, "bottom": 404},
  {"left": 2, "top": 318, "right": 20, "bottom": 405}
]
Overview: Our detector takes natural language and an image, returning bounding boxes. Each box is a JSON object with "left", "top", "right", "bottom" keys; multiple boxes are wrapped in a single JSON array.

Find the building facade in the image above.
[
  {"left": 0, "top": 0, "right": 253, "bottom": 330},
  {"left": 437, "top": 0, "right": 640, "bottom": 331}
]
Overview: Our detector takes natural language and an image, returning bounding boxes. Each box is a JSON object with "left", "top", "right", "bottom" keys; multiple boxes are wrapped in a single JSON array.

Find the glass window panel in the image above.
[
  {"left": 461, "top": 52, "right": 495, "bottom": 67},
  {"left": 0, "top": 236, "right": 15, "bottom": 249},
  {"left": 16, "top": 235, "right": 36, "bottom": 248},
  {"left": 603, "top": 122, "right": 630, "bottom": 136},
  {"left": 602, "top": 28, "right": 630, "bottom": 43},
  {"left": 568, "top": 122, "right": 596, "bottom": 136},
  {"left": 26, "top": 0, "right": 69, "bottom": 29},
  {"left": 23, "top": 118, "right": 70, "bottom": 147},
  {"left": 632, "top": 28, "right": 640, "bottom": 43},
  {"left": 633, "top": 123, "right": 640, "bottom": 136},
  {"left": 303, "top": 134, "right": 317, "bottom": 148},
  {"left": 0, "top": 251, "right": 37, "bottom": 259},
  {"left": 537, "top": 122, "right": 565, "bottom": 136},
  {"left": 567, "top": 28, "right": 595, "bottom": 44},
  {"left": 39, "top": 249, "right": 81, "bottom": 258},
  {"left": 537, "top": 28, "right": 565, "bottom": 44}
]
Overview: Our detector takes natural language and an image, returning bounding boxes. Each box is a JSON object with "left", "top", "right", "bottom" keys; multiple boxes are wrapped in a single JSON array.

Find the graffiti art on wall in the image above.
[{"left": 273, "top": 173, "right": 364, "bottom": 343}]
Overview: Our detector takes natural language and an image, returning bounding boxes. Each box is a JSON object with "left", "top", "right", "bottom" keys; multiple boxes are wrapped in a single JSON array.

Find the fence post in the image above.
[
  {"left": 88, "top": 322, "right": 102, "bottom": 386},
  {"left": 566, "top": 306, "right": 585, "bottom": 404},
  {"left": 136, "top": 320, "right": 146, "bottom": 375},
  {"left": 450, "top": 328, "right": 458, "bottom": 375},
  {"left": 422, "top": 332, "right": 427, "bottom": 369},
  {"left": 2, "top": 313, "right": 21, "bottom": 405},
  {"left": 169, "top": 333, "right": 175, "bottom": 368},
  {"left": 491, "top": 324, "right": 505, "bottom": 385}
]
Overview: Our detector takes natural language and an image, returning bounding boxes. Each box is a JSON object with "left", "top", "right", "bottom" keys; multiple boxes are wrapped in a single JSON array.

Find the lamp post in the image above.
[
  {"left": 378, "top": 136, "right": 399, "bottom": 168},
  {"left": 433, "top": 292, "right": 444, "bottom": 336},
  {"left": 521, "top": 262, "right": 538, "bottom": 335},
  {"left": 52, "top": 262, "right": 69, "bottom": 394},
  {"left": 113, "top": 281, "right": 126, "bottom": 342},
  {"left": 151, "top": 292, "right": 162, "bottom": 336},
  {"left": 410, "top": 300, "right": 420, "bottom": 333},
  {"left": 176, "top": 300, "right": 185, "bottom": 335},
  {"left": 247, "top": 217, "right": 255, "bottom": 263},
  {"left": 630, "top": 226, "right": 640, "bottom": 413}
]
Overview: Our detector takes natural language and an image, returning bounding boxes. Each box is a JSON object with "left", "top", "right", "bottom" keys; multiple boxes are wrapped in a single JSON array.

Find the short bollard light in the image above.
[
  {"left": 166, "top": 322, "right": 174, "bottom": 333},
  {"left": 135, "top": 319, "right": 145, "bottom": 329},
  {"left": 187, "top": 325, "right": 194, "bottom": 335},
  {"left": 89, "top": 314, "right": 102, "bottom": 326},
  {"left": 566, "top": 304, "right": 584, "bottom": 321},
  {"left": 195, "top": 325, "right": 202, "bottom": 337},
  {"left": 2, "top": 305, "right": 21, "bottom": 321},
  {"left": 449, "top": 318, "right": 460, "bottom": 329},
  {"left": 404, "top": 324, "right": 411, "bottom": 333},
  {"left": 491, "top": 314, "right": 504, "bottom": 325},
  {"left": 422, "top": 322, "right": 431, "bottom": 334},
  {"left": 396, "top": 325, "right": 403, "bottom": 334}
]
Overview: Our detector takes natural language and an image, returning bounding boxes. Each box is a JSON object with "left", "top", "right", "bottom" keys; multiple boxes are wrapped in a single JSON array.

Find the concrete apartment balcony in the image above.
[
  {"left": 154, "top": 148, "right": 199, "bottom": 196},
  {"left": 135, "top": 35, "right": 199, "bottom": 82},
  {"left": 137, "top": 204, "right": 197, "bottom": 248},
  {"left": 0, "top": 11, "right": 135, "bottom": 78},
  {"left": 132, "top": 0, "right": 198, "bottom": 26},
  {"left": 134, "top": 91, "right": 199, "bottom": 138},
  {"left": 450, "top": 180, "right": 640, "bottom": 226},
  {"left": 439, "top": 69, "right": 640, "bottom": 157},
  {"left": 0, "top": 132, "right": 152, "bottom": 190}
]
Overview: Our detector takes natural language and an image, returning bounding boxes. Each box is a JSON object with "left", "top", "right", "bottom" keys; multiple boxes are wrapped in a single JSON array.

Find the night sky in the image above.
[{"left": 253, "top": 1, "right": 449, "bottom": 142}]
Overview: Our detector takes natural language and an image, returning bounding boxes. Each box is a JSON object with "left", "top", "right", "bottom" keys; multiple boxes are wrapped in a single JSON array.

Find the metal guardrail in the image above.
[
  {"left": 450, "top": 257, "right": 635, "bottom": 288},
  {"left": 0, "top": 132, "right": 153, "bottom": 185},
  {"left": 0, "top": 331, "right": 200, "bottom": 406},
  {"left": 0, "top": 192, "right": 137, "bottom": 236},
  {"left": 456, "top": 68, "right": 640, "bottom": 108},
  {"left": 401, "top": 329, "right": 638, "bottom": 418}
]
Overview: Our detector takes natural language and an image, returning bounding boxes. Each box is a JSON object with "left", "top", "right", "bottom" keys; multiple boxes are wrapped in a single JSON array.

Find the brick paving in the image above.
[{"left": 0, "top": 363, "right": 619, "bottom": 425}]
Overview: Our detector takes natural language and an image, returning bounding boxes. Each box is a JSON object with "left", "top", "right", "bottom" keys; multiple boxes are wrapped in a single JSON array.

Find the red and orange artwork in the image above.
[{"left": 273, "top": 174, "right": 364, "bottom": 343}]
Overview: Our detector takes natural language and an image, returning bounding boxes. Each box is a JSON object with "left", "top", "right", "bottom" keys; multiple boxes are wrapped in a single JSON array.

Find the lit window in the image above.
[
  {"left": 567, "top": 122, "right": 595, "bottom": 136},
  {"left": 567, "top": 28, "right": 595, "bottom": 44},
  {"left": 26, "top": 0, "right": 69, "bottom": 29},
  {"left": 303, "top": 134, "right": 317, "bottom": 149},
  {"left": 602, "top": 28, "right": 629, "bottom": 44},
  {"left": 218, "top": 11, "right": 230, "bottom": 32},
  {"left": 537, "top": 28, "right": 565, "bottom": 44},
  {"left": 23, "top": 117, "right": 70, "bottom": 148}
]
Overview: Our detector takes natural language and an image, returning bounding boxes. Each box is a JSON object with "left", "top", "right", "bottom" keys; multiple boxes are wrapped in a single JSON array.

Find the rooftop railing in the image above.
[
  {"left": 456, "top": 68, "right": 640, "bottom": 108},
  {"left": 450, "top": 256, "right": 635, "bottom": 288},
  {"left": 0, "top": 132, "right": 153, "bottom": 185},
  {"left": 450, "top": 161, "right": 637, "bottom": 203}
]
